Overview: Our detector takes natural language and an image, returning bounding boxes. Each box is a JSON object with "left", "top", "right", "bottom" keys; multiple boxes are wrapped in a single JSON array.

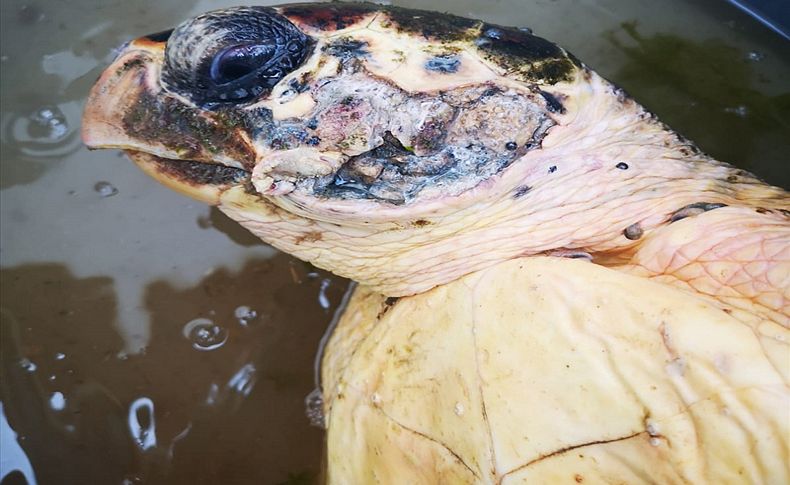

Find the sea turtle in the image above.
[{"left": 82, "top": 3, "right": 789, "bottom": 483}]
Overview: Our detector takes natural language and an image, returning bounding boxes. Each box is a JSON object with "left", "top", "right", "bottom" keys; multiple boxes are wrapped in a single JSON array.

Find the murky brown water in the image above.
[{"left": 0, "top": 0, "right": 787, "bottom": 484}]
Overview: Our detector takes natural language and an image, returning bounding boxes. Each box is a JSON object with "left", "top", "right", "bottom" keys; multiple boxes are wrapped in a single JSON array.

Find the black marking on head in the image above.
[
  {"left": 122, "top": 89, "right": 256, "bottom": 167},
  {"left": 539, "top": 90, "right": 565, "bottom": 113},
  {"left": 548, "top": 165, "right": 557, "bottom": 174},
  {"left": 425, "top": 54, "right": 461, "bottom": 73},
  {"left": 513, "top": 185, "right": 532, "bottom": 198},
  {"left": 323, "top": 38, "right": 370, "bottom": 59},
  {"left": 616, "top": 162, "right": 629, "bottom": 170},
  {"left": 142, "top": 28, "right": 174, "bottom": 43},
  {"left": 280, "top": 3, "right": 379, "bottom": 31},
  {"left": 623, "top": 222, "right": 643, "bottom": 240},
  {"left": 151, "top": 157, "right": 249, "bottom": 186},
  {"left": 411, "top": 219, "right": 431, "bottom": 227},
  {"left": 383, "top": 6, "right": 480, "bottom": 41},
  {"left": 475, "top": 23, "right": 576, "bottom": 84},
  {"left": 505, "top": 141, "right": 517, "bottom": 150},
  {"left": 669, "top": 202, "right": 727, "bottom": 223}
]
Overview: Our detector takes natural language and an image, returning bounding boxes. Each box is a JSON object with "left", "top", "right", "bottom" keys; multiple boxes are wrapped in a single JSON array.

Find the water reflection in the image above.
[
  {"left": 0, "top": 256, "right": 346, "bottom": 484},
  {"left": 606, "top": 22, "right": 790, "bottom": 187}
]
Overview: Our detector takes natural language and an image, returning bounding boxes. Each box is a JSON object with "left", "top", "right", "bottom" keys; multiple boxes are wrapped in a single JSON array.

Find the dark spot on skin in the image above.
[
  {"left": 755, "top": 207, "right": 768, "bottom": 214},
  {"left": 148, "top": 156, "right": 249, "bottom": 186},
  {"left": 548, "top": 165, "right": 557, "bottom": 174},
  {"left": 142, "top": 28, "right": 174, "bottom": 43},
  {"left": 425, "top": 54, "right": 461, "bottom": 73},
  {"left": 669, "top": 202, "right": 727, "bottom": 223},
  {"left": 575, "top": 475, "right": 584, "bottom": 483},
  {"left": 288, "top": 76, "right": 311, "bottom": 94},
  {"left": 623, "top": 222, "right": 643, "bottom": 240},
  {"left": 306, "top": 136, "right": 321, "bottom": 146},
  {"left": 383, "top": 6, "right": 480, "bottom": 41},
  {"left": 505, "top": 141, "right": 518, "bottom": 150},
  {"left": 322, "top": 38, "right": 369, "bottom": 59},
  {"left": 513, "top": 185, "right": 532, "bottom": 198},
  {"left": 305, "top": 117, "right": 318, "bottom": 130},
  {"left": 539, "top": 90, "right": 565, "bottom": 113},
  {"left": 723, "top": 308, "right": 733, "bottom": 315},
  {"left": 727, "top": 175, "right": 738, "bottom": 183},
  {"left": 280, "top": 3, "right": 379, "bottom": 31},
  {"left": 616, "top": 162, "right": 629, "bottom": 170},
  {"left": 412, "top": 219, "right": 431, "bottom": 227},
  {"left": 295, "top": 231, "right": 323, "bottom": 244},
  {"left": 377, "top": 296, "right": 400, "bottom": 319},
  {"left": 475, "top": 23, "right": 577, "bottom": 84}
]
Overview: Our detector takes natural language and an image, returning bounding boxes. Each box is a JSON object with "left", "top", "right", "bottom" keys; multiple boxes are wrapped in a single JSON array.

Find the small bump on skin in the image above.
[
  {"left": 424, "top": 55, "right": 461, "bottom": 73},
  {"left": 548, "top": 165, "right": 557, "bottom": 174},
  {"left": 513, "top": 185, "right": 532, "bottom": 198},
  {"left": 616, "top": 162, "right": 629, "bottom": 170},
  {"left": 669, "top": 202, "right": 727, "bottom": 223},
  {"left": 624, "top": 222, "right": 643, "bottom": 240}
]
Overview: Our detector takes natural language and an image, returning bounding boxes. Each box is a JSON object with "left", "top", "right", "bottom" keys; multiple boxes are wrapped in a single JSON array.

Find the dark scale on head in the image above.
[
  {"left": 548, "top": 165, "right": 557, "bottom": 174},
  {"left": 161, "top": 7, "right": 314, "bottom": 108},
  {"left": 475, "top": 23, "right": 577, "bottom": 84},
  {"left": 383, "top": 5, "right": 480, "bottom": 41},
  {"left": 280, "top": 3, "right": 379, "bottom": 31},
  {"left": 616, "top": 162, "right": 629, "bottom": 170},
  {"left": 425, "top": 54, "right": 461, "bottom": 73},
  {"left": 538, "top": 90, "right": 565, "bottom": 113},
  {"left": 323, "top": 38, "right": 370, "bottom": 60}
]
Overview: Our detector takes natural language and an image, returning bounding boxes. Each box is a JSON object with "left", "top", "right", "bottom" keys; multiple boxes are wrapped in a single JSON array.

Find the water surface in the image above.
[{"left": 1, "top": 0, "right": 787, "bottom": 483}]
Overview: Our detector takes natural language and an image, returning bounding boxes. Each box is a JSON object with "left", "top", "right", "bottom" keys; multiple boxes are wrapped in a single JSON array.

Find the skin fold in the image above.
[{"left": 81, "top": 3, "right": 789, "bottom": 483}]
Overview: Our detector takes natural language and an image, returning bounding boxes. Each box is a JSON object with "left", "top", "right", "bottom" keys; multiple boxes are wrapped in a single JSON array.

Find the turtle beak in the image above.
[
  {"left": 82, "top": 48, "right": 158, "bottom": 150},
  {"left": 126, "top": 151, "right": 249, "bottom": 205}
]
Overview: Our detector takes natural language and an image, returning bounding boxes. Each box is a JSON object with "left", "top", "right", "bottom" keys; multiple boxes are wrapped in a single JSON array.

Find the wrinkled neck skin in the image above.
[{"left": 207, "top": 71, "right": 787, "bottom": 297}]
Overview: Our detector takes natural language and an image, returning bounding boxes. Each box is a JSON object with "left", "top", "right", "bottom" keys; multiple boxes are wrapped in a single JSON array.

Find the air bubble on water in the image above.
[
  {"left": 724, "top": 105, "right": 748, "bottom": 117},
  {"left": 318, "top": 278, "right": 331, "bottom": 310},
  {"left": 454, "top": 402, "right": 465, "bottom": 416},
  {"left": 305, "top": 388, "right": 325, "bottom": 428},
  {"left": 234, "top": 305, "right": 258, "bottom": 326},
  {"left": 29, "top": 106, "right": 69, "bottom": 141},
  {"left": 128, "top": 397, "right": 157, "bottom": 450},
  {"left": 94, "top": 181, "right": 118, "bottom": 198},
  {"left": 49, "top": 391, "right": 66, "bottom": 411},
  {"left": 48, "top": 375, "right": 56, "bottom": 381},
  {"left": 746, "top": 51, "right": 763, "bottom": 61},
  {"left": 54, "top": 352, "right": 66, "bottom": 361},
  {"left": 205, "top": 383, "right": 220, "bottom": 406},
  {"left": 117, "top": 351, "right": 129, "bottom": 360},
  {"left": 18, "top": 358, "right": 37, "bottom": 372},
  {"left": 182, "top": 318, "right": 228, "bottom": 351},
  {"left": 227, "top": 363, "right": 256, "bottom": 397}
]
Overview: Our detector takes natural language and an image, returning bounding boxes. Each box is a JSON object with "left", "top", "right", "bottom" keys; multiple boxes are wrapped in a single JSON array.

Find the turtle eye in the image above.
[{"left": 161, "top": 7, "right": 313, "bottom": 107}]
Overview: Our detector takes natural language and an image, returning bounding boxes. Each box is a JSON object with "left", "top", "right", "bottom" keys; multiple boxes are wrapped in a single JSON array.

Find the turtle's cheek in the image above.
[{"left": 159, "top": 6, "right": 314, "bottom": 108}]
